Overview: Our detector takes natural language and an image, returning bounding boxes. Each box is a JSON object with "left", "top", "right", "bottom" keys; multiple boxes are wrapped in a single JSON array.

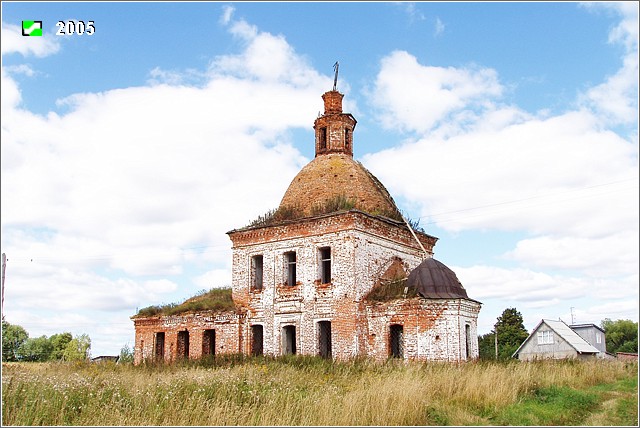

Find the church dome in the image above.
[
  {"left": 406, "top": 258, "right": 469, "bottom": 299},
  {"left": 275, "top": 88, "right": 403, "bottom": 221},
  {"left": 278, "top": 153, "right": 402, "bottom": 220}
]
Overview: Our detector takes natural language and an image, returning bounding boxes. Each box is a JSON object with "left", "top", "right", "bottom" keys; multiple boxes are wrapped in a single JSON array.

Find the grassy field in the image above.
[{"left": 2, "top": 355, "right": 637, "bottom": 426}]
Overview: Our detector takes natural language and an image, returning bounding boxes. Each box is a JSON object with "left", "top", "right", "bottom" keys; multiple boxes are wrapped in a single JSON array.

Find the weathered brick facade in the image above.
[{"left": 133, "top": 88, "right": 481, "bottom": 364}]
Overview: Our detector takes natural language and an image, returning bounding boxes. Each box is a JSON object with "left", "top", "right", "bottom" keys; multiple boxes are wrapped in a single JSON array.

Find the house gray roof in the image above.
[
  {"left": 543, "top": 320, "right": 600, "bottom": 353},
  {"left": 512, "top": 319, "right": 600, "bottom": 357},
  {"left": 570, "top": 323, "right": 605, "bottom": 333}
]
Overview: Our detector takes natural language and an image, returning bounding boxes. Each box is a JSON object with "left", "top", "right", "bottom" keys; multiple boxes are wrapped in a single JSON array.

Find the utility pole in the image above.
[
  {"left": 1, "top": 253, "right": 6, "bottom": 320},
  {"left": 494, "top": 324, "right": 498, "bottom": 359},
  {"left": 570, "top": 307, "right": 575, "bottom": 325}
]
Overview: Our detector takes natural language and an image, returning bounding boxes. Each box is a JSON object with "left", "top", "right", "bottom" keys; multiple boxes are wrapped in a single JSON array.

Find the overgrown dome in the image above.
[{"left": 278, "top": 153, "right": 402, "bottom": 220}]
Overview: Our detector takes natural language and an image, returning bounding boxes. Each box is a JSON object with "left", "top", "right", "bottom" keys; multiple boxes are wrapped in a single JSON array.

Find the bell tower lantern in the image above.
[{"left": 313, "top": 64, "right": 357, "bottom": 157}]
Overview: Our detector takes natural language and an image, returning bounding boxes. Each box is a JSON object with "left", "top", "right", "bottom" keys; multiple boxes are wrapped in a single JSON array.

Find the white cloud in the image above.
[
  {"left": 458, "top": 264, "right": 638, "bottom": 333},
  {"left": 1, "top": 67, "right": 22, "bottom": 109},
  {"left": 0, "top": 8, "right": 334, "bottom": 354},
  {"left": 1, "top": 22, "right": 61, "bottom": 57},
  {"left": 368, "top": 50, "right": 502, "bottom": 134},
  {"left": 434, "top": 18, "right": 445, "bottom": 37},
  {"left": 581, "top": 53, "right": 638, "bottom": 125},
  {"left": 1, "top": 4, "right": 637, "bottom": 354},
  {"left": 364, "top": 37, "right": 638, "bottom": 334},
  {"left": 400, "top": 3, "right": 426, "bottom": 22},
  {"left": 1, "top": 78, "right": 322, "bottom": 275},
  {"left": 220, "top": 5, "right": 235, "bottom": 26},
  {"left": 194, "top": 268, "right": 233, "bottom": 290},
  {"left": 579, "top": 2, "right": 638, "bottom": 126},
  {"left": 4, "top": 64, "right": 36, "bottom": 76},
  {"left": 505, "top": 233, "right": 639, "bottom": 277},
  {"left": 364, "top": 109, "right": 637, "bottom": 237},
  {"left": 213, "top": 12, "right": 328, "bottom": 89}
]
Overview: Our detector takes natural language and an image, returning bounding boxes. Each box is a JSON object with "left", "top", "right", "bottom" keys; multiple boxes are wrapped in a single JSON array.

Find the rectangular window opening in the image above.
[
  {"left": 390, "top": 324, "right": 404, "bottom": 358},
  {"left": 251, "top": 255, "right": 263, "bottom": 290},
  {"left": 282, "top": 325, "right": 297, "bottom": 355},
  {"left": 318, "top": 321, "right": 332, "bottom": 359},
  {"left": 177, "top": 330, "right": 190, "bottom": 359},
  {"left": 284, "top": 251, "right": 297, "bottom": 286},
  {"left": 319, "top": 127, "right": 327, "bottom": 150},
  {"left": 203, "top": 329, "right": 215, "bottom": 356},
  {"left": 344, "top": 128, "right": 350, "bottom": 151},
  {"left": 252, "top": 325, "right": 264, "bottom": 356},
  {"left": 465, "top": 324, "right": 471, "bottom": 359},
  {"left": 155, "top": 332, "right": 165, "bottom": 361},
  {"left": 319, "top": 247, "right": 331, "bottom": 284}
]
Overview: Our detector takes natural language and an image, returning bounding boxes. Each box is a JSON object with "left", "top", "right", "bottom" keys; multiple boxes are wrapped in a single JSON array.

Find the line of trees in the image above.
[
  {"left": 2, "top": 320, "right": 91, "bottom": 362},
  {"left": 478, "top": 308, "right": 639, "bottom": 360}
]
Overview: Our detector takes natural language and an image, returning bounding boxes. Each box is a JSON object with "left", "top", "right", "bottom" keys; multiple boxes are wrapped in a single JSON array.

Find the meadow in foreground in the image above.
[{"left": 2, "top": 355, "right": 637, "bottom": 426}]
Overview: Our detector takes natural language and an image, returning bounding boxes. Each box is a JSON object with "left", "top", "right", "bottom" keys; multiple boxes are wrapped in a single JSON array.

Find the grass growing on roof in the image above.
[{"left": 134, "top": 287, "right": 236, "bottom": 318}]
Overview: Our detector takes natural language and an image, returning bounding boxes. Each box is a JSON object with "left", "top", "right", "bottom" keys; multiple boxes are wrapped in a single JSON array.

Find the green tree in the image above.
[
  {"left": 119, "top": 343, "right": 134, "bottom": 364},
  {"left": 62, "top": 333, "right": 91, "bottom": 361},
  {"left": 2, "top": 320, "right": 29, "bottom": 361},
  {"left": 17, "top": 335, "right": 53, "bottom": 362},
  {"left": 601, "top": 318, "right": 638, "bottom": 354},
  {"left": 478, "top": 332, "right": 497, "bottom": 360},
  {"left": 49, "top": 332, "right": 73, "bottom": 360},
  {"left": 495, "top": 308, "right": 529, "bottom": 359}
]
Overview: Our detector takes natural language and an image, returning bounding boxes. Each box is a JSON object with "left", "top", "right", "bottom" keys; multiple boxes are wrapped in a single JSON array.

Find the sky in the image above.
[{"left": 1, "top": 1, "right": 638, "bottom": 357}]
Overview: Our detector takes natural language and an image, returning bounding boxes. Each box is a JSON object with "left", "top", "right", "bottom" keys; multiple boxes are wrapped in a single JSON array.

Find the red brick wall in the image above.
[{"left": 132, "top": 311, "right": 245, "bottom": 365}]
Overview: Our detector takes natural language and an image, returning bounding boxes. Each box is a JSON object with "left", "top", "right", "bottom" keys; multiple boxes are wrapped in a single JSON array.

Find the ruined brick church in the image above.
[{"left": 132, "top": 87, "right": 481, "bottom": 364}]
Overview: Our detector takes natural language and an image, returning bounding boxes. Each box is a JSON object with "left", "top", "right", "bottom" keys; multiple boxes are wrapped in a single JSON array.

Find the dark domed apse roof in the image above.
[
  {"left": 406, "top": 258, "right": 469, "bottom": 299},
  {"left": 278, "top": 89, "right": 402, "bottom": 220}
]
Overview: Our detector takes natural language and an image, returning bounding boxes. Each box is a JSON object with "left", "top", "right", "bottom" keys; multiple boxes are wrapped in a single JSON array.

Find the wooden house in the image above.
[{"left": 512, "top": 319, "right": 602, "bottom": 361}]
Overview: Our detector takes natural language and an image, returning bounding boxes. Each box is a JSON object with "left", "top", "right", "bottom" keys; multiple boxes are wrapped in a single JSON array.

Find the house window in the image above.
[
  {"left": 596, "top": 332, "right": 602, "bottom": 344},
  {"left": 319, "top": 246, "right": 331, "bottom": 284},
  {"left": 319, "top": 127, "right": 327, "bottom": 150},
  {"left": 537, "top": 330, "right": 554, "bottom": 344},
  {"left": 284, "top": 251, "right": 296, "bottom": 286},
  {"left": 251, "top": 255, "right": 263, "bottom": 290}
]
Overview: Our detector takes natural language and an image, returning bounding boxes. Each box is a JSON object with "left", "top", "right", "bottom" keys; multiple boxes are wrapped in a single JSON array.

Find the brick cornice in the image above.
[{"left": 227, "top": 210, "right": 437, "bottom": 251}]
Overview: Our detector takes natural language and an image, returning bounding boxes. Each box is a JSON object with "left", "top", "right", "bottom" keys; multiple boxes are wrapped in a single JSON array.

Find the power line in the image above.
[
  {"left": 5, "top": 243, "right": 231, "bottom": 265},
  {"left": 416, "top": 178, "right": 638, "bottom": 226},
  {"left": 3, "top": 179, "right": 636, "bottom": 264}
]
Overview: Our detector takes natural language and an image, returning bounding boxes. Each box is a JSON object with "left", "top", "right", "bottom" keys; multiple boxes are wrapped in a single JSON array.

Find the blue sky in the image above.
[{"left": 1, "top": 1, "right": 638, "bottom": 357}]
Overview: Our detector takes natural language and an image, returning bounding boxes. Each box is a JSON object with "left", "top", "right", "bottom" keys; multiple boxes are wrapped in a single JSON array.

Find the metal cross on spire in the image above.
[{"left": 333, "top": 61, "right": 339, "bottom": 91}]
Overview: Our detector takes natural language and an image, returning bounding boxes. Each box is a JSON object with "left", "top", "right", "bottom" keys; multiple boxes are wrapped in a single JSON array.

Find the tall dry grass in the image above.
[{"left": 2, "top": 356, "right": 636, "bottom": 426}]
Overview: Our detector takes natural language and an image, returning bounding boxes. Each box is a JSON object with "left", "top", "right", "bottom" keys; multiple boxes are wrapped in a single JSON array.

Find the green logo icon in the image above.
[{"left": 22, "top": 21, "right": 43, "bottom": 36}]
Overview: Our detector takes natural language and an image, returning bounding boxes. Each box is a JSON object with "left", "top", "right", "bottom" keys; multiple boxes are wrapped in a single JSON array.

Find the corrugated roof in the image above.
[
  {"left": 570, "top": 323, "right": 605, "bottom": 333},
  {"left": 542, "top": 319, "right": 600, "bottom": 354},
  {"left": 513, "top": 319, "right": 601, "bottom": 357}
]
